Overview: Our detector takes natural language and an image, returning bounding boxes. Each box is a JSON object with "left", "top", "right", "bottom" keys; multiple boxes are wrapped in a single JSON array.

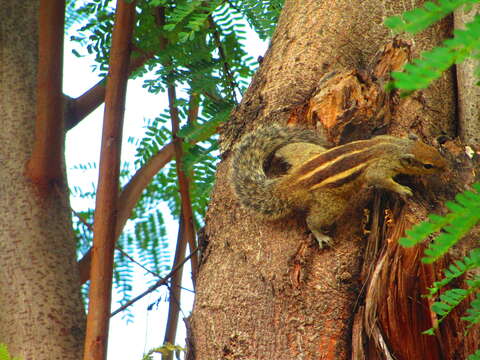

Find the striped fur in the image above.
[
  {"left": 232, "top": 126, "right": 447, "bottom": 221},
  {"left": 293, "top": 137, "right": 403, "bottom": 190},
  {"left": 231, "top": 124, "right": 328, "bottom": 218}
]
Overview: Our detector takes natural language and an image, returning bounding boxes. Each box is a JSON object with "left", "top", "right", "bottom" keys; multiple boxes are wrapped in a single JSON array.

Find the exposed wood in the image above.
[
  {"left": 297, "top": 39, "right": 412, "bottom": 144},
  {"left": 25, "top": 0, "right": 65, "bottom": 194},
  {"left": 83, "top": 0, "right": 135, "bottom": 359}
]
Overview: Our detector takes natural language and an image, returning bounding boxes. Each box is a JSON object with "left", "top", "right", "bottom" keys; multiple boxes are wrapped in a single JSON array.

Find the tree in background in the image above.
[{"left": 1, "top": 2, "right": 85, "bottom": 358}]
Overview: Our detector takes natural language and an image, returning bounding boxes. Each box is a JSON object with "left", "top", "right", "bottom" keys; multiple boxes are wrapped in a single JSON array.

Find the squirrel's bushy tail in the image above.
[{"left": 231, "top": 124, "right": 327, "bottom": 219}]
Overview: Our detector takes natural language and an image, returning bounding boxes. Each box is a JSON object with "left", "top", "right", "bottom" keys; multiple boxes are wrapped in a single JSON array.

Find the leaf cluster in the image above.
[
  {"left": 68, "top": 0, "right": 282, "bottom": 316},
  {"left": 228, "top": 0, "right": 284, "bottom": 40},
  {"left": 387, "top": 4, "right": 480, "bottom": 353},
  {"left": 70, "top": 161, "right": 172, "bottom": 315},
  {"left": 385, "top": 0, "right": 480, "bottom": 94},
  {"left": 388, "top": 7, "right": 480, "bottom": 355},
  {"left": 142, "top": 342, "right": 186, "bottom": 360},
  {"left": 385, "top": 0, "right": 478, "bottom": 33},
  {"left": 0, "top": 344, "right": 21, "bottom": 360},
  {"left": 469, "top": 349, "right": 480, "bottom": 360},
  {"left": 400, "top": 183, "right": 480, "bottom": 263}
]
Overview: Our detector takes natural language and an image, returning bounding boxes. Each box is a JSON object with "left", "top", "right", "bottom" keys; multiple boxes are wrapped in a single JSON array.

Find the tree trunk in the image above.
[
  {"left": 190, "top": 0, "right": 478, "bottom": 359},
  {"left": 0, "top": 2, "right": 85, "bottom": 359}
]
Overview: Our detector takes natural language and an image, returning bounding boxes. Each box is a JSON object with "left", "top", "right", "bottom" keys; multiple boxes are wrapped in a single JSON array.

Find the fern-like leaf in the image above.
[
  {"left": 389, "top": 13, "right": 480, "bottom": 93},
  {"left": 177, "top": 101, "right": 232, "bottom": 143},
  {"left": 399, "top": 182, "right": 480, "bottom": 263},
  {"left": 0, "top": 344, "right": 21, "bottom": 360},
  {"left": 461, "top": 285, "right": 480, "bottom": 328},
  {"left": 228, "top": 0, "right": 283, "bottom": 39},
  {"left": 427, "top": 248, "right": 480, "bottom": 296},
  {"left": 468, "top": 349, "right": 480, "bottom": 360},
  {"left": 385, "top": 0, "right": 478, "bottom": 34},
  {"left": 431, "top": 287, "right": 470, "bottom": 318}
]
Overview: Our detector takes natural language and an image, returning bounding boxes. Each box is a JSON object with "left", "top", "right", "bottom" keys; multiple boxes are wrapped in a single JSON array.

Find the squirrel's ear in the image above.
[
  {"left": 408, "top": 133, "right": 419, "bottom": 141},
  {"left": 400, "top": 153, "right": 415, "bottom": 167}
]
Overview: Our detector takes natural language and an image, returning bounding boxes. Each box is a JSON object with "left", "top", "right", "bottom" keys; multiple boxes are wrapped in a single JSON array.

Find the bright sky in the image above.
[{"left": 63, "top": 21, "right": 268, "bottom": 360}]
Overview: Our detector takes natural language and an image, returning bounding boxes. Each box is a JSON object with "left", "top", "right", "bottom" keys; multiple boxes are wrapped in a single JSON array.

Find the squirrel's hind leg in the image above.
[
  {"left": 308, "top": 226, "right": 333, "bottom": 249},
  {"left": 306, "top": 197, "right": 347, "bottom": 249}
]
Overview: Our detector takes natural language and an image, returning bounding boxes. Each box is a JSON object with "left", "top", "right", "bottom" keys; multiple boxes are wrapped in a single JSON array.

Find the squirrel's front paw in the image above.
[
  {"left": 379, "top": 179, "right": 413, "bottom": 199},
  {"left": 396, "top": 185, "right": 413, "bottom": 199}
]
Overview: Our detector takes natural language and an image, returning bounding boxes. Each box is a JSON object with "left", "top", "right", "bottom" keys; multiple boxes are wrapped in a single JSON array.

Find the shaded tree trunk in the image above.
[
  {"left": 190, "top": 0, "right": 478, "bottom": 359},
  {"left": 0, "top": 2, "right": 85, "bottom": 359}
]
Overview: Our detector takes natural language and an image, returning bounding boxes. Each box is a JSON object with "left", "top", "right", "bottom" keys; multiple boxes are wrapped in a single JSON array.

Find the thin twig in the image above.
[
  {"left": 77, "top": 141, "right": 175, "bottom": 283},
  {"left": 65, "top": 51, "right": 154, "bottom": 130},
  {"left": 208, "top": 15, "right": 238, "bottom": 104},
  {"left": 72, "top": 208, "right": 93, "bottom": 231},
  {"left": 72, "top": 209, "right": 162, "bottom": 279},
  {"left": 110, "top": 248, "right": 198, "bottom": 317},
  {"left": 83, "top": 1, "right": 136, "bottom": 357}
]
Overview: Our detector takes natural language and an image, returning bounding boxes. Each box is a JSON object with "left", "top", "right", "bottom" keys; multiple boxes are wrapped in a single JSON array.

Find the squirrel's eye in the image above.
[{"left": 423, "top": 163, "right": 434, "bottom": 169}]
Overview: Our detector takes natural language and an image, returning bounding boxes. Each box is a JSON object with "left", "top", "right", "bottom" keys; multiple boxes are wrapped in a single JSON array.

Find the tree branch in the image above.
[
  {"left": 26, "top": 0, "right": 65, "bottom": 195},
  {"left": 78, "top": 6, "right": 200, "bottom": 285},
  {"left": 110, "top": 249, "right": 198, "bottom": 317},
  {"left": 162, "top": 91, "right": 199, "bottom": 357},
  {"left": 77, "top": 141, "right": 175, "bottom": 283},
  {"left": 454, "top": 5, "right": 480, "bottom": 146},
  {"left": 83, "top": 0, "right": 135, "bottom": 359},
  {"left": 152, "top": 9, "right": 199, "bottom": 357},
  {"left": 208, "top": 15, "right": 238, "bottom": 104},
  {"left": 72, "top": 209, "right": 163, "bottom": 279},
  {"left": 163, "top": 216, "right": 187, "bottom": 356},
  {"left": 65, "top": 51, "right": 154, "bottom": 130},
  {"left": 167, "top": 84, "right": 199, "bottom": 285}
]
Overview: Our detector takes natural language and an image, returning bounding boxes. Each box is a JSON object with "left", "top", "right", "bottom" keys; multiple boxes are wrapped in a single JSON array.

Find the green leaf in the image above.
[
  {"left": 385, "top": 0, "right": 478, "bottom": 34},
  {"left": 0, "top": 343, "right": 21, "bottom": 360},
  {"left": 389, "top": 13, "right": 480, "bottom": 93},
  {"left": 468, "top": 349, "right": 480, "bottom": 360}
]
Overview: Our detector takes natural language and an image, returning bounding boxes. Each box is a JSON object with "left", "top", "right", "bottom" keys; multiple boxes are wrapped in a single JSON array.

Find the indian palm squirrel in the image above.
[{"left": 231, "top": 124, "right": 447, "bottom": 247}]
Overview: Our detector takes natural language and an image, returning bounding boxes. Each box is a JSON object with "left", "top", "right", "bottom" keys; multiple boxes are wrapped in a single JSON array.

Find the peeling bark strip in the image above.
[
  {"left": 357, "top": 141, "right": 480, "bottom": 360},
  {"left": 190, "top": 0, "right": 478, "bottom": 358}
]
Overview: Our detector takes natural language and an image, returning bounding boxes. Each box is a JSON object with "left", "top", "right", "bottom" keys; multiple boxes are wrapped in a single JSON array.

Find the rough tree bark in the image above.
[
  {"left": 190, "top": 1, "right": 479, "bottom": 359},
  {"left": 454, "top": 3, "right": 480, "bottom": 145},
  {"left": 0, "top": 1, "right": 85, "bottom": 359}
]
